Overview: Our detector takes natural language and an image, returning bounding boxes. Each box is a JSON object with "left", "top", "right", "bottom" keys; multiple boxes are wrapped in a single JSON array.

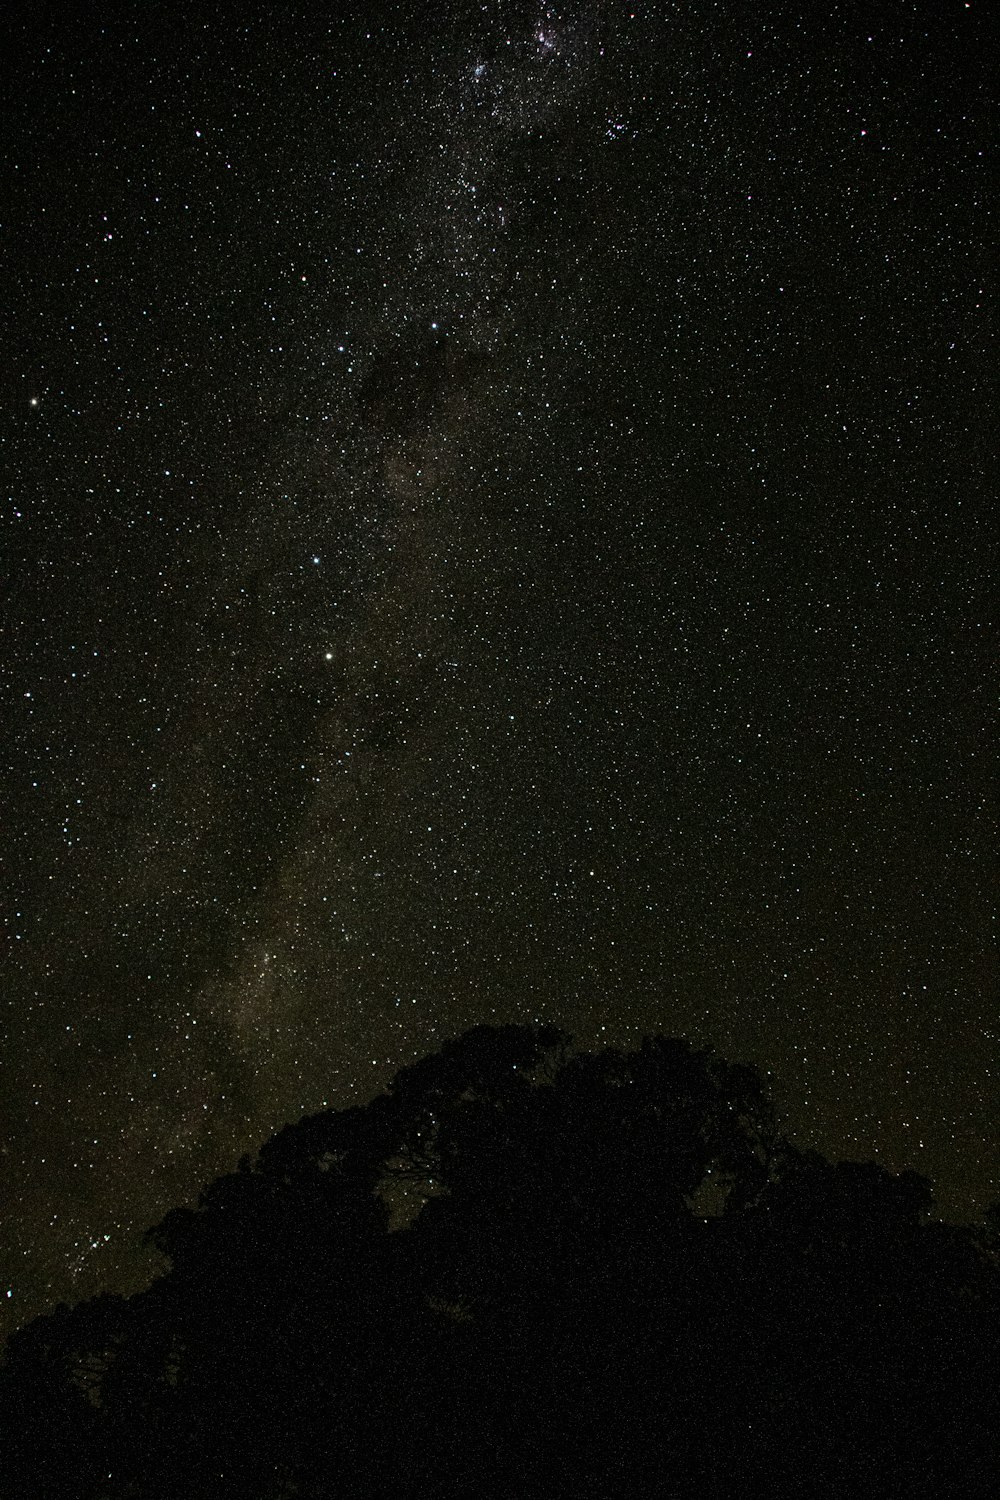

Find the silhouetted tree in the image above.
[{"left": 2, "top": 1026, "right": 997, "bottom": 1499}]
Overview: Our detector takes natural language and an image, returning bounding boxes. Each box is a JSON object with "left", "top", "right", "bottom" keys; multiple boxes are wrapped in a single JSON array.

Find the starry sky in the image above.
[{"left": 2, "top": 0, "right": 995, "bottom": 1333}]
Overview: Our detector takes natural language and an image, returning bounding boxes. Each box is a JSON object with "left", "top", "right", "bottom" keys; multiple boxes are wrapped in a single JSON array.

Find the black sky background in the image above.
[{"left": 1, "top": 0, "right": 995, "bottom": 1335}]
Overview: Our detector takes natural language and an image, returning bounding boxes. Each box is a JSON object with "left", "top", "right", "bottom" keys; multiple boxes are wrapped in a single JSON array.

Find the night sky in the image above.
[{"left": 2, "top": 0, "right": 995, "bottom": 1335}]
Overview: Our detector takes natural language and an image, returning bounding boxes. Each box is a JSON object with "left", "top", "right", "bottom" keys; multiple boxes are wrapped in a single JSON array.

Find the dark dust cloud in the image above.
[{"left": 1, "top": 1, "right": 995, "bottom": 1332}]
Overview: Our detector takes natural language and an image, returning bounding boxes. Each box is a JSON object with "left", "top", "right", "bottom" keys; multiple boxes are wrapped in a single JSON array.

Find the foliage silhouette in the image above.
[{"left": 2, "top": 1025, "right": 997, "bottom": 1498}]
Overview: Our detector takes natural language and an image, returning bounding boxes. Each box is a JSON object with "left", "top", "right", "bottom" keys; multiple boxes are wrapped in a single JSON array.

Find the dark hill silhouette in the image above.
[{"left": 2, "top": 1025, "right": 997, "bottom": 1497}]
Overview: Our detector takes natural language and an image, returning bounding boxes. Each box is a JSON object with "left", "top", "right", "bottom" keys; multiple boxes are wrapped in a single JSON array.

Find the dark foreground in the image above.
[{"left": 3, "top": 1026, "right": 997, "bottom": 1497}]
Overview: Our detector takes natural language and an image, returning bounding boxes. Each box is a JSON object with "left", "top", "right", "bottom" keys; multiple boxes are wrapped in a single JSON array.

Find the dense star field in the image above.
[{"left": 1, "top": 0, "right": 995, "bottom": 1334}]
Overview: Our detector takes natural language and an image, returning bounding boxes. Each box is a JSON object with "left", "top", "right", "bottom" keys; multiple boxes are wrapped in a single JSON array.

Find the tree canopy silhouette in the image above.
[{"left": 2, "top": 1025, "right": 997, "bottom": 1498}]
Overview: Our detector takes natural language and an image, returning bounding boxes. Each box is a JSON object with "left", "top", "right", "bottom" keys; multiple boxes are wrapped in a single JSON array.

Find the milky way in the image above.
[{"left": 2, "top": 1, "right": 995, "bottom": 1332}]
